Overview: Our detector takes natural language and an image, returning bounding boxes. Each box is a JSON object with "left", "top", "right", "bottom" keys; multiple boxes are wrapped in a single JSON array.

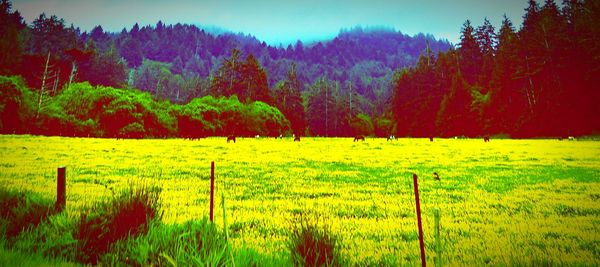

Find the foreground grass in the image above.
[
  {"left": 0, "top": 247, "right": 80, "bottom": 267},
  {"left": 0, "top": 135, "right": 599, "bottom": 265}
]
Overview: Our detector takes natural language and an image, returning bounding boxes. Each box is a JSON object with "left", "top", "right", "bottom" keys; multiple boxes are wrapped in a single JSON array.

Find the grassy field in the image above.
[{"left": 0, "top": 135, "right": 599, "bottom": 265}]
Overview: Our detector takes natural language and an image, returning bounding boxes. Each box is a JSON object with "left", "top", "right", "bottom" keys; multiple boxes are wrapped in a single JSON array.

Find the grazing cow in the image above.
[
  {"left": 483, "top": 135, "right": 490, "bottom": 142},
  {"left": 387, "top": 135, "right": 396, "bottom": 141},
  {"left": 354, "top": 135, "right": 365, "bottom": 142},
  {"left": 429, "top": 136, "right": 434, "bottom": 142},
  {"left": 568, "top": 136, "right": 575, "bottom": 141},
  {"left": 294, "top": 136, "right": 301, "bottom": 142},
  {"left": 433, "top": 172, "right": 440, "bottom": 181},
  {"left": 227, "top": 135, "right": 236, "bottom": 143}
]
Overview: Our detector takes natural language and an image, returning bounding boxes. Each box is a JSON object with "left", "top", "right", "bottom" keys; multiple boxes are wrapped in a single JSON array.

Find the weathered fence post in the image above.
[
  {"left": 413, "top": 173, "right": 426, "bottom": 267},
  {"left": 210, "top": 161, "right": 215, "bottom": 222},
  {"left": 55, "top": 166, "right": 66, "bottom": 212},
  {"left": 434, "top": 208, "right": 441, "bottom": 267}
]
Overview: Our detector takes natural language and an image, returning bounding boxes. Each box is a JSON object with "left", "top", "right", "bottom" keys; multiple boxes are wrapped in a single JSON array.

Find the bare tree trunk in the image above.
[
  {"left": 36, "top": 52, "right": 51, "bottom": 119},
  {"left": 68, "top": 61, "right": 77, "bottom": 89},
  {"left": 524, "top": 56, "right": 536, "bottom": 115},
  {"left": 52, "top": 69, "right": 60, "bottom": 95},
  {"left": 349, "top": 83, "right": 353, "bottom": 116},
  {"left": 325, "top": 78, "right": 328, "bottom": 137}
]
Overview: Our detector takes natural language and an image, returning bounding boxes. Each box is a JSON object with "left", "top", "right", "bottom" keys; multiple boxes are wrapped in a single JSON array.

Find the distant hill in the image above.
[{"left": 112, "top": 23, "right": 451, "bottom": 93}]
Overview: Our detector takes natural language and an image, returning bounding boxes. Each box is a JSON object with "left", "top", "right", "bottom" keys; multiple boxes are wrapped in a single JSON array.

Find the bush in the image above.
[
  {"left": 288, "top": 215, "right": 341, "bottom": 267},
  {"left": 0, "top": 76, "right": 35, "bottom": 134},
  {"left": 0, "top": 75, "right": 292, "bottom": 138},
  {"left": 350, "top": 113, "right": 374, "bottom": 136},
  {"left": 178, "top": 95, "right": 290, "bottom": 137},
  {"left": 0, "top": 189, "right": 56, "bottom": 242},
  {"left": 119, "top": 122, "right": 145, "bottom": 139},
  {"left": 76, "top": 186, "right": 161, "bottom": 264}
]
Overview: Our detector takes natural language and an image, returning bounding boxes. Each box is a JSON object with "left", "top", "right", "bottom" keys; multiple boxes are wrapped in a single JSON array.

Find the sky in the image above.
[{"left": 13, "top": 0, "right": 529, "bottom": 46}]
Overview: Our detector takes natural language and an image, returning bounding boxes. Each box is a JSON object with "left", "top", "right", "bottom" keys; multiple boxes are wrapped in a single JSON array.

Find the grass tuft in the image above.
[
  {"left": 0, "top": 188, "right": 56, "bottom": 242},
  {"left": 76, "top": 186, "right": 161, "bottom": 264},
  {"left": 288, "top": 214, "right": 342, "bottom": 267}
]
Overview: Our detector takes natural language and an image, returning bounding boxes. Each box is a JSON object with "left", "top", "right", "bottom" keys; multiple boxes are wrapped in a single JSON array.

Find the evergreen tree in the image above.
[
  {"left": 488, "top": 15, "right": 524, "bottom": 135},
  {"left": 436, "top": 73, "right": 474, "bottom": 137},
  {"left": 305, "top": 78, "right": 335, "bottom": 136},
  {"left": 211, "top": 49, "right": 271, "bottom": 103},
  {"left": 273, "top": 63, "right": 305, "bottom": 135},
  {"left": 458, "top": 20, "right": 482, "bottom": 85},
  {"left": 475, "top": 18, "right": 496, "bottom": 88},
  {"left": 0, "top": 0, "right": 25, "bottom": 74}
]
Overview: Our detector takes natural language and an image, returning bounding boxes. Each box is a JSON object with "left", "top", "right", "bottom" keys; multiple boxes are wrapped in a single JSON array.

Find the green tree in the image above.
[
  {"left": 241, "top": 54, "right": 270, "bottom": 103},
  {"left": 0, "top": 0, "right": 25, "bottom": 74},
  {"left": 273, "top": 63, "right": 305, "bottom": 135},
  {"left": 458, "top": 20, "right": 482, "bottom": 85},
  {"left": 475, "top": 18, "right": 496, "bottom": 88},
  {"left": 80, "top": 42, "right": 127, "bottom": 88},
  {"left": 436, "top": 73, "right": 475, "bottom": 137},
  {"left": 488, "top": 15, "right": 524, "bottom": 135},
  {"left": 210, "top": 49, "right": 271, "bottom": 103},
  {"left": 305, "top": 78, "right": 335, "bottom": 136},
  {"left": 350, "top": 113, "right": 374, "bottom": 136}
]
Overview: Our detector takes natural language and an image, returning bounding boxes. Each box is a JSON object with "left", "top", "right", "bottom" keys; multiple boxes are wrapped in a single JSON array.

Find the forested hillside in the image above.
[
  {"left": 1, "top": 0, "right": 598, "bottom": 138},
  {"left": 392, "top": 0, "right": 600, "bottom": 138}
]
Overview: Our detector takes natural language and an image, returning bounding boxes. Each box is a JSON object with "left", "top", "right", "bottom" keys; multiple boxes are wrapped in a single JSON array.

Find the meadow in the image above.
[{"left": 0, "top": 135, "right": 599, "bottom": 266}]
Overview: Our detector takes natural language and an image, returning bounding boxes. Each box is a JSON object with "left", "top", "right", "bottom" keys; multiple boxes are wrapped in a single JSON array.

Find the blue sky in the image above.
[{"left": 14, "top": 0, "right": 529, "bottom": 45}]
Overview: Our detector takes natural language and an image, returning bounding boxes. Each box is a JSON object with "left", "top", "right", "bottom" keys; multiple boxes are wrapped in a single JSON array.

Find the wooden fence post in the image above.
[
  {"left": 413, "top": 173, "right": 426, "bottom": 267},
  {"left": 55, "top": 166, "right": 66, "bottom": 212},
  {"left": 210, "top": 161, "right": 215, "bottom": 222}
]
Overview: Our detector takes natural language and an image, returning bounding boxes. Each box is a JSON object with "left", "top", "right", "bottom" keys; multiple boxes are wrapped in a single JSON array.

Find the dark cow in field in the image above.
[
  {"left": 483, "top": 135, "right": 490, "bottom": 142},
  {"left": 429, "top": 136, "right": 434, "bottom": 142},
  {"left": 227, "top": 135, "right": 236, "bottom": 143},
  {"left": 354, "top": 135, "right": 365, "bottom": 142},
  {"left": 294, "top": 136, "right": 301, "bottom": 142}
]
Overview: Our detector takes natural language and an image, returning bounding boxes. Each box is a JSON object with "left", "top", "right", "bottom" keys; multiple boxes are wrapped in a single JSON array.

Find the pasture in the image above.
[{"left": 0, "top": 135, "right": 599, "bottom": 265}]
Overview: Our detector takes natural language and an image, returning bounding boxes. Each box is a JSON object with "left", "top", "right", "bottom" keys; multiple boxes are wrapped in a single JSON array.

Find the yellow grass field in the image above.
[{"left": 1, "top": 135, "right": 599, "bottom": 265}]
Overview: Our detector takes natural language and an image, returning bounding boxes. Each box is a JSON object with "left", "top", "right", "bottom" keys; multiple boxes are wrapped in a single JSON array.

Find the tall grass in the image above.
[
  {"left": 103, "top": 218, "right": 230, "bottom": 266},
  {"left": 0, "top": 188, "right": 56, "bottom": 243},
  {"left": 288, "top": 215, "right": 342, "bottom": 267},
  {"left": 76, "top": 185, "right": 161, "bottom": 264}
]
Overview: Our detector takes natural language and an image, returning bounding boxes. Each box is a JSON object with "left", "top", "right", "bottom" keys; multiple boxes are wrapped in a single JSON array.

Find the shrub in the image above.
[
  {"left": 0, "top": 76, "right": 35, "bottom": 134},
  {"left": 288, "top": 215, "right": 341, "bottom": 267},
  {"left": 76, "top": 186, "right": 161, "bottom": 264},
  {"left": 350, "top": 113, "right": 374, "bottom": 136},
  {"left": 119, "top": 122, "right": 145, "bottom": 139},
  {"left": 0, "top": 189, "right": 55, "bottom": 242}
]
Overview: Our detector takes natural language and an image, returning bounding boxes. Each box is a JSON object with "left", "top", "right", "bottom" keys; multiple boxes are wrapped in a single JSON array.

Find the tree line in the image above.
[
  {"left": 0, "top": 75, "right": 290, "bottom": 138},
  {"left": 1, "top": 0, "right": 598, "bottom": 138},
  {"left": 392, "top": 0, "right": 599, "bottom": 138}
]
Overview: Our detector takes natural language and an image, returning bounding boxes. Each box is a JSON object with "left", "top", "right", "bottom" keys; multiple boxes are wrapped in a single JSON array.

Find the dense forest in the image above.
[
  {"left": 1, "top": 0, "right": 598, "bottom": 138},
  {"left": 393, "top": 0, "right": 600, "bottom": 138}
]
